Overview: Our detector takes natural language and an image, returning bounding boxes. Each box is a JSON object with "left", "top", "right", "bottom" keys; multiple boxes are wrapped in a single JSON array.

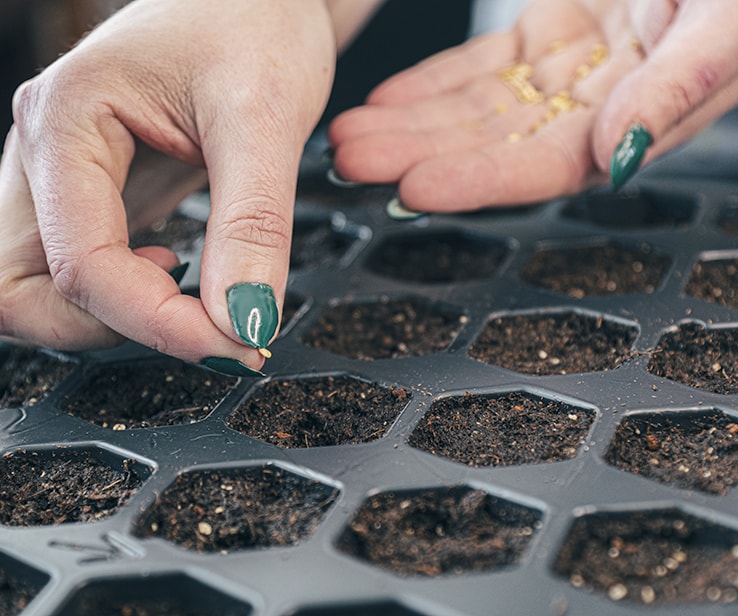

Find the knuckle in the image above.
[{"left": 214, "top": 196, "right": 292, "bottom": 255}]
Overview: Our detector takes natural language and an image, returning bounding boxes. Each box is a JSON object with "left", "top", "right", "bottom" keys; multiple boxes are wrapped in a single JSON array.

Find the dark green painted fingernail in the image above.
[
  {"left": 168, "top": 262, "right": 190, "bottom": 285},
  {"left": 226, "top": 282, "right": 279, "bottom": 348},
  {"left": 386, "top": 196, "right": 427, "bottom": 221},
  {"left": 201, "top": 357, "right": 264, "bottom": 377},
  {"left": 610, "top": 123, "right": 653, "bottom": 190}
]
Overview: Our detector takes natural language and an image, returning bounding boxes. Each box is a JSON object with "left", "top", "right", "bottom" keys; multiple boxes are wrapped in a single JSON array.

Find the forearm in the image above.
[{"left": 324, "top": 0, "right": 385, "bottom": 52}]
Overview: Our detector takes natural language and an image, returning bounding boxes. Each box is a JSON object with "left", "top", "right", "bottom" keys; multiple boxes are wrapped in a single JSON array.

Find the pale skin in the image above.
[{"left": 1, "top": 0, "right": 737, "bottom": 371}]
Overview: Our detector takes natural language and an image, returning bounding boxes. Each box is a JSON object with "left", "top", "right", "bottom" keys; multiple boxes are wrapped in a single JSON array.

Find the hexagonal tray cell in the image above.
[
  {"left": 302, "top": 297, "right": 466, "bottom": 360},
  {"left": 290, "top": 602, "right": 427, "bottom": 616},
  {"left": 227, "top": 375, "right": 410, "bottom": 448},
  {"left": 134, "top": 465, "right": 339, "bottom": 553},
  {"left": 647, "top": 322, "right": 738, "bottom": 394},
  {"left": 560, "top": 189, "right": 697, "bottom": 229},
  {"left": 0, "top": 551, "right": 49, "bottom": 616},
  {"left": 553, "top": 507, "right": 738, "bottom": 605},
  {"left": 0, "top": 446, "right": 152, "bottom": 526},
  {"left": 291, "top": 214, "right": 363, "bottom": 271},
  {"left": 129, "top": 212, "right": 206, "bottom": 252},
  {"left": 0, "top": 346, "right": 76, "bottom": 408},
  {"left": 684, "top": 256, "right": 738, "bottom": 309},
  {"left": 62, "top": 360, "right": 238, "bottom": 430},
  {"left": 604, "top": 409, "right": 738, "bottom": 495},
  {"left": 408, "top": 390, "right": 595, "bottom": 467},
  {"left": 468, "top": 310, "right": 638, "bottom": 375},
  {"left": 520, "top": 241, "right": 671, "bottom": 297},
  {"left": 54, "top": 573, "right": 252, "bottom": 616},
  {"left": 336, "top": 486, "right": 542, "bottom": 577},
  {"left": 362, "top": 229, "right": 511, "bottom": 284}
]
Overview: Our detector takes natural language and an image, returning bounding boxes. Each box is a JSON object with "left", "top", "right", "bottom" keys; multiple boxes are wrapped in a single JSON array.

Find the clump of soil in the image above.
[
  {"left": 0, "top": 448, "right": 146, "bottom": 526},
  {"left": 62, "top": 361, "right": 237, "bottom": 429},
  {"left": 129, "top": 213, "right": 206, "bottom": 252},
  {"left": 0, "top": 346, "right": 76, "bottom": 408},
  {"left": 302, "top": 298, "right": 466, "bottom": 360},
  {"left": 468, "top": 312, "right": 637, "bottom": 375},
  {"left": 337, "top": 487, "right": 542, "bottom": 577},
  {"left": 520, "top": 241, "right": 671, "bottom": 297},
  {"left": 605, "top": 410, "right": 738, "bottom": 495},
  {"left": 409, "top": 391, "right": 594, "bottom": 467},
  {"left": 363, "top": 231, "right": 509, "bottom": 284},
  {"left": 684, "top": 258, "right": 738, "bottom": 309},
  {"left": 291, "top": 217, "right": 356, "bottom": 270},
  {"left": 647, "top": 323, "right": 738, "bottom": 394},
  {"left": 228, "top": 376, "right": 410, "bottom": 448},
  {"left": 0, "top": 566, "right": 46, "bottom": 616},
  {"left": 134, "top": 466, "right": 338, "bottom": 553},
  {"left": 553, "top": 508, "right": 738, "bottom": 605}
]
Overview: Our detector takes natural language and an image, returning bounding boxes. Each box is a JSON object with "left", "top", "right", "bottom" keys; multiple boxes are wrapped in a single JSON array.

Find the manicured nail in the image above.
[
  {"left": 168, "top": 262, "right": 190, "bottom": 285},
  {"left": 326, "top": 168, "right": 362, "bottom": 188},
  {"left": 226, "top": 282, "right": 279, "bottom": 349},
  {"left": 201, "top": 357, "right": 264, "bottom": 377},
  {"left": 610, "top": 123, "right": 653, "bottom": 190},
  {"left": 321, "top": 146, "right": 335, "bottom": 165},
  {"left": 386, "top": 196, "right": 427, "bottom": 221}
]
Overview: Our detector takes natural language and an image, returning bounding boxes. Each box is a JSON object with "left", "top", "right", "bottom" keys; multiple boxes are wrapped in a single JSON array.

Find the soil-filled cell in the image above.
[
  {"left": 605, "top": 410, "right": 738, "bottom": 495},
  {"left": 55, "top": 573, "right": 252, "bottom": 616},
  {"left": 0, "top": 346, "right": 76, "bottom": 408},
  {"left": 0, "top": 552, "right": 49, "bottom": 616},
  {"left": 227, "top": 376, "right": 410, "bottom": 448},
  {"left": 290, "top": 216, "right": 358, "bottom": 271},
  {"left": 409, "top": 391, "right": 595, "bottom": 467},
  {"left": 134, "top": 465, "right": 339, "bottom": 553},
  {"left": 290, "top": 603, "right": 427, "bottom": 616},
  {"left": 520, "top": 241, "right": 671, "bottom": 297},
  {"left": 337, "top": 486, "right": 542, "bottom": 577},
  {"left": 363, "top": 230, "right": 510, "bottom": 284},
  {"left": 684, "top": 257, "right": 738, "bottom": 309},
  {"left": 129, "top": 212, "right": 206, "bottom": 252},
  {"left": 0, "top": 447, "right": 150, "bottom": 526},
  {"left": 468, "top": 311, "right": 637, "bottom": 375},
  {"left": 62, "top": 360, "right": 238, "bottom": 429},
  {"left": 647, "top": 322, "right": 738, "bottom": 394},
  {"left": 561, "top": 190, "right": 696, "bottom": 229},
  {"left": 302, "top": 297, "right": 466, "bottom": 360},
  {"left": 553, "top": 508, "right": 738, "bottom": 605}
]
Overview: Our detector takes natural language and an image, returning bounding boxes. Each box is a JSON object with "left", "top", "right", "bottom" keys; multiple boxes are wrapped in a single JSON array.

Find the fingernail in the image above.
[
  {"left": 321, "top": 146, "right": 335, "bottom": 165},
  {"left": 168, "top": 262, "right": 190, "bottom": 285},
  {"left": 326, "top": 168, "right": 362, "bottom": 188},
  {"left": 201, "top": 357, "right": 265, "bottom": 377},
  {"left": 226, "top": 282, "right": 279, "bottom": 348},
  {"left": 386, "top": 196, "right": 427, "bottom": 221},
  {"left": 610, "top": 123, "right": 653, "bottom": 190}
]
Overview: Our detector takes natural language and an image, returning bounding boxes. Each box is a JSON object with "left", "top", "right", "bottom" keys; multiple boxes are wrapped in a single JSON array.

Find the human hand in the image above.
[
  {"left": 329, "top": 0, "right": 738, "bottom": 213},
  {"left": 1, "top": 0, "right": 337, "bottom": 374}
]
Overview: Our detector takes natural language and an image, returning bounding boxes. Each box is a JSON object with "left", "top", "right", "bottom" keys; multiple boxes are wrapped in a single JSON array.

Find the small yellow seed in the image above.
[
  {"left": 506, "top": 133, "right": 522, "bottom": 143},
  {"left": 547, "top": 40, "right": 567, "bottom": 54},
  {"left": 258, "top": 348, "right": 272, "bottom": 359},
  {"left": 574, "top": 64, "right": 591, "bottom": 80},
  {"left": 591, "top": 43, "right": 608, "bottom": 66}
]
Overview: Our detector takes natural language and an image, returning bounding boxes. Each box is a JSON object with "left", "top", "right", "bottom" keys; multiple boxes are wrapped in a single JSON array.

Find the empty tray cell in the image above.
[
  {"left": 409, "top": 390, "right": 595, "bottom": 467},
  {"left": 54, "top": 573, "right": 252, "bottom": 616},
  {"left": 291, "top": 214, "right": 361, "bottom": 271},
  {"left": 129, "top": 212, "right": 206, "bottom": 252},
  {"left": 605, "top": 409, "right": 738, "bottom": 495},
  {"left": 553, "top": 507, "right": 738, "bottom": 605},
  {"left": 0, "top": 346, "right": 76, "bottom": 408},
  {"left": 302, "top": 297, "right": 466, "bottom": 360},
  {"left": 647, "top": 322, "right": 738, "bottom": 394},
  {"left": 0, "top": 446, "right": 151, "bottom": 526},
  {"left": 134, "top": 465, "right": 339, "bottom": 553},
  {"left": 520, "top": 241, "right": 671, "bottom": 297},
  {"left": 561, "top": 189, "right": 696, "bottom": 229},
  {"left": 227, "top": 375, "right": 410, "bottom": 448},
  {"left": 468, "top": 310, "right": 637, "bottom": 375},
  {"left": 684, "top": 256, "right": 738, "bottom": 309},
  {"left": 717, "top": 198, "right": 738, "bottom": 235},
  {"left": 62, "top": 360, "right": 238, "bottom": 430},
  {"left": 0, "top": 550, "right": 49, "bottom": 616},
  {"left": 337, "top": 486, "right": 542, "bottom": 577},
  {"left": 289, "top": 602, "right": 428, "bottom": 616},
  {"left": 362, "top": 229, "right": 510, "bottom": 284}
]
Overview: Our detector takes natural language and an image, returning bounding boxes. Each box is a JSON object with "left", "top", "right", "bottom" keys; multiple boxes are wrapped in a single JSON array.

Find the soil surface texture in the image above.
[
  {"left": 684, "top": 258, "right": 738, "bottom": 309},
  {"left": 0, "top": 347, "right": 75, "bottom": 408},
  {"left": 0, "top": 568, "right": 43, "bottom": 616},
  {"left": 291, "top": 218, "right": 356, "bottom": 270}
]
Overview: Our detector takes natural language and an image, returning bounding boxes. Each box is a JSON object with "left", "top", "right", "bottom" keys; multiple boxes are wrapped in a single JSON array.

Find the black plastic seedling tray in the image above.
[{"left": 2, "top": 112, "right": 738, "bottom": 616}]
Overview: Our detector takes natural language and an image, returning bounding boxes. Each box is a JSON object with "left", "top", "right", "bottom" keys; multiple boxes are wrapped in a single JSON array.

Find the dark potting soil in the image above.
[
  {"left": 134, "top": 466, "right": 339, "bottom": 553},
  {"left": 553, "top": 508, "right": 738, "bottom": 605},
  {"left": 302, "top": 298, "right": 466, "bottom": 360},
  {"left": 337, "top": 487, "right": 542, "bottom": 577},
  {"left": 605, "top": 410, "right": 738, "bottom": 495},
  {"left": 684, "top": 258, "right": 738, "bottom": 309},
  {"left": 468, "top": 312, "right": 637, "bottom": 375},
  {"left": 129, "top": 212, "right": 206, "bottom": 252},
  {"left": 227, "top": 376, "right": 410, "bottom": 448},
  {"left": 363, "top": 231, "right": 510, "bottom": 284},
  {"left": 0, "top": 568, "right": 43, "bottom": 616},
  {"left": 520, "top": 242, "right": 671, "bottom": 297},
  {"left": 62, "top": 596, "right": 247, "bottom": 616},
  {"left": 62, "top": 361, "right": 238, "bottom": 429},
  {"left": 0, "top": 347, "right": 75, "bottom": 408},
  {"left": 409, "top": 391, "right": 594, "bottom": 467},
  {"left": 290, "top": 218, "right": 356, "bottom": 270},
  {"left": 0, "top": 449, "right": 145, "bottom": 526},
  {"left": 647, "top": 322, "right": 738, "bottom": 394}
]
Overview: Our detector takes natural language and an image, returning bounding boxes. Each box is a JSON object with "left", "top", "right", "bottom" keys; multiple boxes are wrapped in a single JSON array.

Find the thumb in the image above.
[{"left": 593, "top": 0, "right": 738, "bottom": 188}]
